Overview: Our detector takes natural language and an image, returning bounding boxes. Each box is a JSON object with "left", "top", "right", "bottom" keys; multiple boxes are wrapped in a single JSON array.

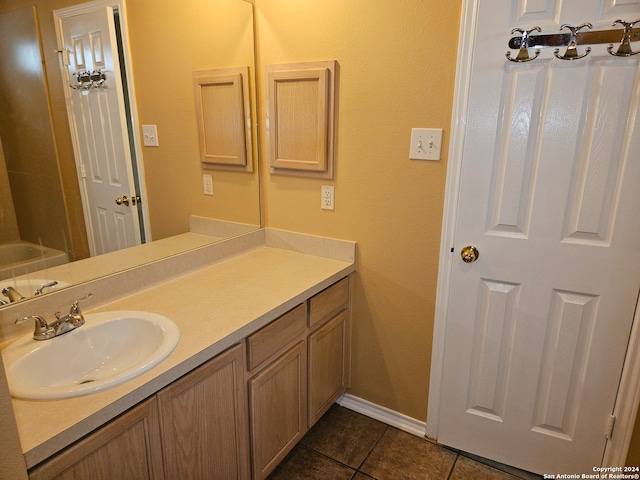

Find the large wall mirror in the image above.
[{"left": 0, "top": 0, "right": 260, "bottom": 307}]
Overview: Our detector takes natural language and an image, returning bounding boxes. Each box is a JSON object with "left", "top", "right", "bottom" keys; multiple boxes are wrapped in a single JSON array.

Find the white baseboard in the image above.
[{"left": 336, "top": 394, "right": 427, "bottom": 439}]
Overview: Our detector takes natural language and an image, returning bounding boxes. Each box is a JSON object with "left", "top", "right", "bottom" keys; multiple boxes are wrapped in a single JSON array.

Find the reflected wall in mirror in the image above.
[{"left": 0, "top": 0, "right": 260, "bottom": 306}]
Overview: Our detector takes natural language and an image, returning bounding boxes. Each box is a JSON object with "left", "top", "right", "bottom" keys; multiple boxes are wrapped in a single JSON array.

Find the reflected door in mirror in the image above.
[{"left": 60, "top": 6, "right": 143, "bottom": 256}]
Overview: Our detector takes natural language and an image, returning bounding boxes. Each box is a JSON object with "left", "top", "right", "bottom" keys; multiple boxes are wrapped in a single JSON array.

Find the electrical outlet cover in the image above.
[
  {"left": 203, "top": 174, "right": 213, "bottom": 195},
  {"left": 321, "top": 185, "right": 335, "bottom": 210}
]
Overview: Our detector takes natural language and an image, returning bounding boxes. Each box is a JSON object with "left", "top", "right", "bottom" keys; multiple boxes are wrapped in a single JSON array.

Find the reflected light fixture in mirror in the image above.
[{"left": 0, "top": 0, "right": 260, "bottom": 307}]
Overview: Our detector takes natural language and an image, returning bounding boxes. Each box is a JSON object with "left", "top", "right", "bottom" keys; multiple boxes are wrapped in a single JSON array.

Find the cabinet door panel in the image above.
[
  {"left": 29, "top": 398, "right": 164, "bottom": 480},
  {"left": 157, "top": 344, "right": 249, "bottom": 480},
  {"left": 249, "top": 341, "right": 307, "bottom": 480},
  {"left": 308, "top": 310, "right": 349, "bottom": 427}
]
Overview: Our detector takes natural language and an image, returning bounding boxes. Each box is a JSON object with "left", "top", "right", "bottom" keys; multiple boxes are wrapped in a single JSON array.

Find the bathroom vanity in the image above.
[{"left": 0, "top": 229, "right": 355, "bottom": 480}]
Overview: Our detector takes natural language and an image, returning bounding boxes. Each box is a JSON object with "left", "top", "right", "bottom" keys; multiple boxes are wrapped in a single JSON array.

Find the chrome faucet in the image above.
[
  {"left": 2, "top": 286, "right": 26, "bottom": 303},
  {"left": 15, "top": 293, "right": 93, "bottom": 341}
]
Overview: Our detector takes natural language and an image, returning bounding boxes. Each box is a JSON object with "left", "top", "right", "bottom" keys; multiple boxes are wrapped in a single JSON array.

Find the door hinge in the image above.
[
  {"left": 80, "top": 163, "right": 86, "bottom": 178},
  {"left": 56, "top": 48, "right": 70, "bottom": 67},
  {"left": 606, "top": 414, "right": 616, "bottom": 440}
]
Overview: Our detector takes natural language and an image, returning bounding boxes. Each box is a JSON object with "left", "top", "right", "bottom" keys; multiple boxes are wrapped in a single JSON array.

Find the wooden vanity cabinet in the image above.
[
  {"left": 28, "top": 397, "right": 164, "bottom": 480},
  {"left": 28, "top": 276, "right": 350, "bottom": 480},
  {"left": 248, "top": 340, "right": 307, "bottom": 480},
  {"left": 246, "top": 304, "right": 307, "bottom": 480},
  {"left": 157, "top": 344, "right": 249, "bottom": 480},
  {"left": 307, "top": 277, "right": 350, "bottom": 428},
  {"left": 246, "top": 277, "right": 350, "bottom": 479},
  {"left": 29, "top": 345, "right": 248, "bottom": 480},
  {"left": 308, "top": 309, "right": 349, "bottom": 427}
]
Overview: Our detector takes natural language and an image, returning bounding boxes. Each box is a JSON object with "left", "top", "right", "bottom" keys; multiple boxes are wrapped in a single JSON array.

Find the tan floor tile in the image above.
[{"left": 360, "top": 428, "right": 457, "bottom": 480}]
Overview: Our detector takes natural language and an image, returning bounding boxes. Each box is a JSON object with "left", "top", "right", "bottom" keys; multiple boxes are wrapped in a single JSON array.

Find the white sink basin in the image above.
[{"left": 2, "top": 311, "right": 180, "bottom": 400}]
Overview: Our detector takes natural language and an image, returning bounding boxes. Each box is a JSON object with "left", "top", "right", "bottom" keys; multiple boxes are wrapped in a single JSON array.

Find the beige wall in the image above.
[
  {"left": 254, "top": 1, "right": 640, "bottom": 466},
  {"left": 126, "top": 0, "right": 261, "bottom": 240},
  {"left": 255, "top": 0, "right": 459, "bottom": 420}
]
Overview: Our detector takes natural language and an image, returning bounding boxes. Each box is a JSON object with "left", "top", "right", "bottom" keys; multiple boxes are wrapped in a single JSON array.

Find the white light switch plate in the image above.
[
  {"left": 409, "top": 128, "right": 442, "bottom": 161},
  {"left": 142, "top": 125, "right": 159, "bottom": 147}
]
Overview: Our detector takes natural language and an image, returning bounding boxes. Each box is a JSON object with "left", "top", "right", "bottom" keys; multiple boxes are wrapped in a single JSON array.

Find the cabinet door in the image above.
[
  {"left": 308, "top": 310, "right": 349, "bottom": 427},
  {"left": 157, "top": 344, "right": 249, "bottom": 480},
  {"left": 29, "top": 398, "right": 164, "bottom": 480},
  {"left": 249, "top": 341, "right": 307, "bottom": 480}
]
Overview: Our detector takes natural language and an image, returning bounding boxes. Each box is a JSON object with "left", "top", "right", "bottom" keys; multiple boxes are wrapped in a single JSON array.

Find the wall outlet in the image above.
[
  {"left": 203, "top": 174, "right": 213, "bottom": 195},
  {"left": 321, "top": 185, "right": 335, "bottom": 210}
]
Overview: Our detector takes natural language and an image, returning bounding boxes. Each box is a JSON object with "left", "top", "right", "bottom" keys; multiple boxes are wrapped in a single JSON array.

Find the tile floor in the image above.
[{"left": 268, "top": 404, "right": 542, "bottom": 480}]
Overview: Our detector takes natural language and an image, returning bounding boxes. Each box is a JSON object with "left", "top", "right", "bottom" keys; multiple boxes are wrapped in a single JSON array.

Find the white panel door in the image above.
[
  {"left": 59, "top": 6, "right": 141, "bottom": 256},
  {"left": 438, "top": 0, "right": 640, "bottom": 474}
]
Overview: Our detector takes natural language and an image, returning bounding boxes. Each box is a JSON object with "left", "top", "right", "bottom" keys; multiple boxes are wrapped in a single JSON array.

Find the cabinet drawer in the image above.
[
  {"left": 309, "top": 277, "right": 349, "bottom": 327},
  {"left": 247, "top": 303, "right": 307, "bottom": 371}
]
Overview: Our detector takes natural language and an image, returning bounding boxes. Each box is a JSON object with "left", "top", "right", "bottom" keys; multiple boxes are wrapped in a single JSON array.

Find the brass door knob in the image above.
[
  {"left": 115, "top": 196, "right": 129, "bottom": 206},
  {"left": 461, "top": 245, "right": 479, "bottom": 263}
]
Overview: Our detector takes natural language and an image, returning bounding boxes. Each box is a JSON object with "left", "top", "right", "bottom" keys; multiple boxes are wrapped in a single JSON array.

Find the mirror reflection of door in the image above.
[{"left": 55, "top": 2, "right": 147, "bottom": 256}]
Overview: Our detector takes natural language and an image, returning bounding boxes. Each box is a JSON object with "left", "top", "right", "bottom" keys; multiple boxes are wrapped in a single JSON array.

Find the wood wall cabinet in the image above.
[
  {"left": 28, "top": 398, "right": 164, "bottom": 480},
  {"left": 266, "top": 61, "right": 337, "bottom": 178},
  {"left": 157, "top": 344, "right": 249, "bottom": 480},
  {"left": 193, "top": 67, "right": 253, "bottom": 171}
]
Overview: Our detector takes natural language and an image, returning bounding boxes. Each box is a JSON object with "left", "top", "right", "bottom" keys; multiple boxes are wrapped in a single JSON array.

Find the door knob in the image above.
[
  {"left": 461, "top": 245, "right": 479, "bottom": 263},
  {"left": 115, "top": 195, "right": 140, "bottom": 206}
]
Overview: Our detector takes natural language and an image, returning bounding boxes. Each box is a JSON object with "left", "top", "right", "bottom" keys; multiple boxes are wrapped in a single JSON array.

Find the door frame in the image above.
[
  {"left": 426, "top": 0, "right": 640, "bottom": 466},
  {"left": 53, "top": 0, "right": 151, "bottom": 249}
]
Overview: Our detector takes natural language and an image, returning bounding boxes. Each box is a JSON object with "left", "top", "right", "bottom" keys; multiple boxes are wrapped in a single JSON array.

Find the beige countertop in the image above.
[{"left": 1, "top": 229, "right": 356, "bottom": 469}]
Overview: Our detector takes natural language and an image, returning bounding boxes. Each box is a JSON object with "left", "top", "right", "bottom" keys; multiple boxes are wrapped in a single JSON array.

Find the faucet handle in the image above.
[
  {"left": 70, "top": 293, "right": 93, "bottom": 314},
  {"left": 66, "top": 293, "right": 93, "bottom": 327},
  {"left": 34, "top": 280, "right": 58, "bottom": 296},
  {"left": 15, "top": 316, "right": 55, "bottom": 341}
]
